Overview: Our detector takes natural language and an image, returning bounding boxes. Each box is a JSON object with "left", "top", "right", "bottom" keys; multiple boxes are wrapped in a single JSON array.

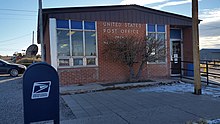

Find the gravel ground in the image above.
[
  {"left": 0, "top": 78, "right": 75, "bottom": 124},
  {"left": 0, "top": 78, "right": 23, "bottom": 124}
]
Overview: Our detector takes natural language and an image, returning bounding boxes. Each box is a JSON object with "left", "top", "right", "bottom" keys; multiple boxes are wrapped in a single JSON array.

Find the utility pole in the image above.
[
  {"left": 32, "top": 31, "right": 34, "bottom": 44},
  {"left": 39, "top": 0, "right": 45, "bottom": 61},
  {"left": 192, "top": 0, "right": 201, "bottom": 95}
]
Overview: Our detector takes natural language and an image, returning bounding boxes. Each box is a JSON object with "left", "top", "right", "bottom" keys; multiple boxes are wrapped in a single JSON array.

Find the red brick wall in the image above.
[
  {"left": 97, "top": 21, "right": 145, "bottom": 83},
  {"left": 182, "top": 27, "right": 193, "bottom": 75},
  {"left": 58, "top": 67, "right": 99, "bottom": 85},
  {"left": 51, "top": 21, "right": 171, "bottom": 85}
]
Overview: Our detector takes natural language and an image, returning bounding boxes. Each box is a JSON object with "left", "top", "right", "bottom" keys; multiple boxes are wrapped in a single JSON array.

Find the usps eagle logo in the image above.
[{"left": 31, "top": 81, "right": 51, "bottom": 99}]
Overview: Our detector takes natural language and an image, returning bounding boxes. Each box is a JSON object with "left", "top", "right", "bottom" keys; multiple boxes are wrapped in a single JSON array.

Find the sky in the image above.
[{"left": 0, "top": 0, "right": 220, "bottom": 56}]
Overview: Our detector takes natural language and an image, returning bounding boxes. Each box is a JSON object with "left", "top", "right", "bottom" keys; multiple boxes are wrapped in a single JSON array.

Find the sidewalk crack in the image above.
[{"left": 168, "top": 104, "right": 204, "bottom": 119}]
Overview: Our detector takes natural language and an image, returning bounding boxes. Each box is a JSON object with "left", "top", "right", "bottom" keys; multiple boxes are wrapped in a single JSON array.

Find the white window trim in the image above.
[
  {"left": 95, "top": 22, "right": 99, "bottom": 66},
  {"left": 49, "top": 18, "right": 58, "bottom": 70},
  {"left": 69, "top": 20, "right": 73, "bottom": 57},
  {"left": 56, "top": 19, "right": 98, "bottom": 68}
]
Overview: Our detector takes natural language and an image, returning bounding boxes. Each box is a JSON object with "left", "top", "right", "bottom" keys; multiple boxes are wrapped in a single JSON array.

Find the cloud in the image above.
[
  {"left": 120, "top": 0, "right": 201, "bottom": 9},
  {"left": 200, "top": 22, "right": 220, "bottom": 37},
  {"left": 120, "top": 0, "right": 219, "bottom": 49},
  {"left": 199, "top": 8, "right": 220, "bottom": 24},
  {"left": 199, "top": 8, "right": 220, "bottom": 49},
  {"left": 153, "top": 0, "right": 191, "bottom": 9},
  {"left": 200, "top": 36, "right": 220, "bottom": 49},
  {"left": 120, "top": 0, "right": 168, "bottom": 6}
]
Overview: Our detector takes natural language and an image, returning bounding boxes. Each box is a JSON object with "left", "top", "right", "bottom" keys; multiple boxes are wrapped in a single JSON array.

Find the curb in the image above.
[{"left": 60, "top": 80, "right": 180, "bottom": 95}]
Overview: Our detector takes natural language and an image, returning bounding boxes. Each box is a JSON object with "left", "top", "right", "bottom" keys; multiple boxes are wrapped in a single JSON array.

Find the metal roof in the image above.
[
  {"left": 42, "top": 4, "right": 193, "bottom": 25},
  {"left": 38, "top": 5, "right": 195, "bottom": 43}
]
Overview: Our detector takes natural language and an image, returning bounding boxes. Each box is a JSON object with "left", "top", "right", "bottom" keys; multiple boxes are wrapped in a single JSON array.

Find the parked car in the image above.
[{"left": 0, "top": 59, "right": 26, "bottom": 77}]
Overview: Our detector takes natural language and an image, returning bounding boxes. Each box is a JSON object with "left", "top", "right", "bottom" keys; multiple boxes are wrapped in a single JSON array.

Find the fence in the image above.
[{"left": 171, "top": 60, "right": 220, "bottom": 86}]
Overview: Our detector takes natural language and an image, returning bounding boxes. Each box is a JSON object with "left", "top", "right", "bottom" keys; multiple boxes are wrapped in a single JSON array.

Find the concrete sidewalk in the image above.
[
  {"left": 59, "top": 79, "right": 220, "bottom": 124},
  {"left": 60, "top": 87, "right": 220, "bottom": 124}
]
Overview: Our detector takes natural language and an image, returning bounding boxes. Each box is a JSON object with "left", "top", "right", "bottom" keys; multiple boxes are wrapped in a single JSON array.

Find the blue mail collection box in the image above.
[{"left": 23, "top": 62, "right": 59, "bottom": 124}]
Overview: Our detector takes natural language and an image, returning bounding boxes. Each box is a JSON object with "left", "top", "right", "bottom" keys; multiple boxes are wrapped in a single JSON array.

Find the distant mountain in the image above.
[{"left": 200, "top": 49, "right": 220, "bottom": 61}]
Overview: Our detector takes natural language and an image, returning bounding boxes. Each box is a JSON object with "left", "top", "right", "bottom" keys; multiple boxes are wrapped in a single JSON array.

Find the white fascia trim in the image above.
[{"left": 49, "top": 18, "right": 58, "bottom": 70}]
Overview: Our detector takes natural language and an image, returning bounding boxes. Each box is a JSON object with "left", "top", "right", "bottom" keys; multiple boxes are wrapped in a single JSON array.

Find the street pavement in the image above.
[
  {"left": 0, "top": 78, "right": 74, "bottom": 124},
  {"left": 1, "top": 77, "right": 220, "bottom": 124},
  {"left": 0, "top": 74, "right": 21, "bottom": 83}
]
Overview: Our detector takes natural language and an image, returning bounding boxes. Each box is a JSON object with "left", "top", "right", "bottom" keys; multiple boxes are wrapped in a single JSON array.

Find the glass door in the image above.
[{"left": 171, "top": 41, "right": 181, "bottom": 75}]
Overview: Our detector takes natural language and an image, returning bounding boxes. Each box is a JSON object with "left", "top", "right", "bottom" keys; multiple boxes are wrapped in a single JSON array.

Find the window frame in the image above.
[
  {"left": 56, "top": 20, "right": 98, "bottom": 68},
  {"left": 146, "top": 24, "right": 167, "bottom": 64}
]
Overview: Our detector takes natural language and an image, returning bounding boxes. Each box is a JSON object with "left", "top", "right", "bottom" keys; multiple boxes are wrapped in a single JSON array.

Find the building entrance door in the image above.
[{"left": 171, "top": 41, "right": 181, "bottom": 75}]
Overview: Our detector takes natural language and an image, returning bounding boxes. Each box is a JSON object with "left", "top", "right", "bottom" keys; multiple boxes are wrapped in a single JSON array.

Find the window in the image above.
[
  {"left": 73, "top": 58, "right": 83, "bottom": 66},
  {"left": 58, "top": 59, "right": 69, "bottom": 66},
  {"left": 147, "top": 24, "right": 166, "bottom": 63},
  {"left": 85, "top": 32, "right": 96, "bottom": 56},
  {"left": 57, "top": 30, "right": 70, "bottom": 56},
  {"left": 71, "top": 20, "right": 82, "bottom": 29},
  {"left": 148, "top": 24, "right": 155, "bottom": 32},
  {"left": 87, "top": 58, "right": 96, "bottom": 65},
  {"left": 170, "top": 29, "right": 181, "bottom": 39},
  {"left": 56, "top": 20, "right": 69, "bottom": 29},
  {"left": 71, "top": 31, "right": 83, "bottom": 56},
  {"left": 157, "top": 25, "right": 165, "bottom": 32},
  {"left": 84, "top": 21, "right": 96, "bottom": 30},
  {"left": 56, "top": 20, "right": 97, "bottom": 67}
]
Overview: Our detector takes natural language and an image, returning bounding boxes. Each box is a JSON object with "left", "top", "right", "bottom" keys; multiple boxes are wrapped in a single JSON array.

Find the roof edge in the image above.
[{"left": 42, "top": 4, "right": 193, "bottom": 20}]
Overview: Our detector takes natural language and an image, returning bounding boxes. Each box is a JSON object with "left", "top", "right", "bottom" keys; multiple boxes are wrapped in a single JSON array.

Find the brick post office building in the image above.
[{"left": 38, "top": 5, "right": 194, "bottom": 85}]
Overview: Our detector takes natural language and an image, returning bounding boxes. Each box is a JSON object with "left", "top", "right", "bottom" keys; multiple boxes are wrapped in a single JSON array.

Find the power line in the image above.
[
  {"left": 0, "top": 40, "right": 30, "bottom": 46},
  {"left": 200, "top": 27, "right": 220, "bottom": 31},
  {"left": 200, "top": 32, "right": 220, "bottom": 36},
  {"left": 200, "top": 27, "right": 220, "bottom": 32},
  {"left": 0, "top": 8, "right": 37, "bottom": 13},
  {"left": 202, "top": 25, "right": 220, "bottom": 28},
  {"left": 0, "top": 13, "right": 37, "bottom": 16},
  {"left": 0, "top": 49, "right": 21, "bottom": 51},
  {"left": 0, "top": 33, "right": 32, "bottom": 43},
  {"left": 0, "top": 18, "right": 35, "bottom": 20},
  {"left": 200, "top": 25, "right": 220, "bottom": 29},
  {"left": 200, "top": 28, "right": 220, "bottom": 34},
  {"left": 199, "top": 25, "right": 220, "bottom": 34}
]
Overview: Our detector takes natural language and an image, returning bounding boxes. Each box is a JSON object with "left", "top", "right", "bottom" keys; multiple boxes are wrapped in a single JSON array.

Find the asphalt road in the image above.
[
  {"left": 0, "top": 74, "right": 24, "bottom": 84},
  {"left": 1, "top": 76, "right": 220, "bottom": 124},
  {"left": 0, "top": 78, "right": 74, "bottom": 124},
  {"left": 0, "top": 78, "right": 24, "bottom": 124}
]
